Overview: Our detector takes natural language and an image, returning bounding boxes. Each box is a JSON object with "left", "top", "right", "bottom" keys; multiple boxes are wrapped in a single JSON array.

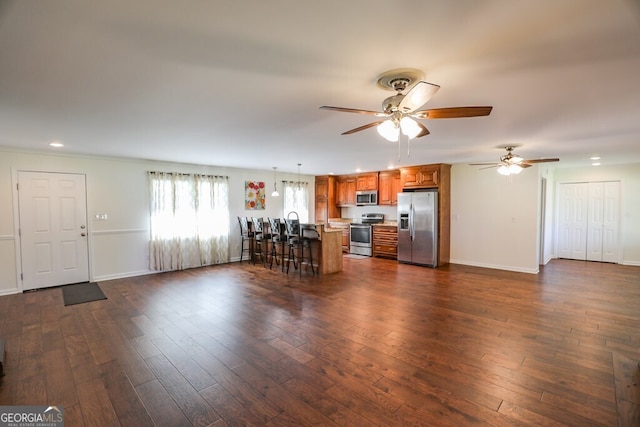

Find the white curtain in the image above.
[
  {"left": 148, "top": 172, "right": 230, "bottom": 271},
  {"left": 282, "top": 181, "right": 309, "bottom": 223}
]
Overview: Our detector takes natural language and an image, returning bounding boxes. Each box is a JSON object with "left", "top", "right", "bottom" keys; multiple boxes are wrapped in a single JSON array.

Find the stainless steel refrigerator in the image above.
[{"left": 397, "top": 190, "right": 438, "bottom": 267}]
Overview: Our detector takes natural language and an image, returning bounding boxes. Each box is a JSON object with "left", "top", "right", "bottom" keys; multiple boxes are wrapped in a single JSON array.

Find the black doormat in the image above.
[{"left": 62, "top": 282, "right": 107, "bottom": 306}]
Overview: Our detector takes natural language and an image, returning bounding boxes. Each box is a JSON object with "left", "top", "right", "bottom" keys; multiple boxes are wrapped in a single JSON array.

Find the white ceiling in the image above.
[{"left": 1, "top": 0, "right": 640, "bottom": 175}]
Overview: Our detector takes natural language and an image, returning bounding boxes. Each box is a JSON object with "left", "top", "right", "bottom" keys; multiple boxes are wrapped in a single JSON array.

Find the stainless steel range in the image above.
[{"left": 350, "top": 213, "right": 384, "bottom": 256}]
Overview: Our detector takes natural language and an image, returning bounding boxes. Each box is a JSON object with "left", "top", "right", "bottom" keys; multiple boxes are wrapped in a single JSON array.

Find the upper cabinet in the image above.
[
  {"left": 356, "top": 172, "right": 378, "bottom": 191},
  {"left": 400, "top": 164, "right": 442, "bottom": 189},
  {"left": 336, "top": 176, "right": 356, "bottom": 207},
  {"left": 378, "top": 170, "right": 401, "bottom": 205}
]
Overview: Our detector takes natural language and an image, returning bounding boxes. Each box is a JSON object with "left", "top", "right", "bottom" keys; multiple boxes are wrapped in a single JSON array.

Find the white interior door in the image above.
[
  {"left": 586, "top": 182, "right": 604, "bottom": 261},
  {"left": 557, "top": 181, "right": 620, "bottom": 263},
  {"left": 601, "top": 181, "right": 620, "bottom": 263},
  {"left": 557, "top": 183, "right": 588, "bottom": 260},
  {"left": 18, "top": 171, "right": 89, "bottom": 290}
]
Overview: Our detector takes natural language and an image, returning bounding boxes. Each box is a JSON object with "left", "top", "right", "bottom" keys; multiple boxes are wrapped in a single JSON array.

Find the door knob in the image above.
[
  {"left": 80, "top": 225, "right": 86, "bottom": 229},
  {"left": 81, "top": 232, "right": 86, "bottom": 237}
]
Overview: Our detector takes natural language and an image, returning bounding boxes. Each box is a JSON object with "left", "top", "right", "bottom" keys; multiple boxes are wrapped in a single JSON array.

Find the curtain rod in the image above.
[
  {"left": 281, "top": 180, "right": 308, "bottom": 184},
  {"left": 148, "top": 171, "right": 228, "bottom": 179}
]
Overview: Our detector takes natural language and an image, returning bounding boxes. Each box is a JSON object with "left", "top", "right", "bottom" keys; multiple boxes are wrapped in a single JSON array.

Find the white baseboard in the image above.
[
  {"left": 0, "top": 287, "right": 19, "bottom": 296},
  {"left": 449, "top": 259, "right": 539, "bottom": 274},
  {"left": 622, "top": 260, "right": 640, "bottom": 267},
  {"left": 92, "top": 269, "right": 153, "bottom": 282}
]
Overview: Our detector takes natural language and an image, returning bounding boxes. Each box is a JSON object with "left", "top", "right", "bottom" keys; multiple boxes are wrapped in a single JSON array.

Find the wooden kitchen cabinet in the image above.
[
  {"left": 336, "top": 176, "right": 356, "bottom": 206},
  {"left": 372, "top": 224, "right": 398, "bottom": 259},
  {"left": 378, "top": 170, "right": 401, "bottom": 205},
  {"left": 341, "top": 227, "right": 350, "bottom": 253},
  {"left": 315, "top": 176, "right": 339, "bottom": 223},
  {"left": 356, "top": 172, "right": 378, "bottom": 191},
  {"left": 400, "top": 165, "right": 441, "bottom": 189}
]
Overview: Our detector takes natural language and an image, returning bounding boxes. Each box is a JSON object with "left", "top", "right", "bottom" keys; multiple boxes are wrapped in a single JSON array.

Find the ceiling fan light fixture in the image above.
[
  {"left": 377, "top": 120, "right": 400, "bottom": 142},
  {"left": 510, "top": 154, "right": 523, "bottom": 164},
  {"left": 509, "top": 164, "right": 523, "bottom": 174},
  {"left": 497, "top": 165, "right": 511, "bottom": 176},
  {"left": 400, "top": 117, "right": 421, "bottom": 139}
]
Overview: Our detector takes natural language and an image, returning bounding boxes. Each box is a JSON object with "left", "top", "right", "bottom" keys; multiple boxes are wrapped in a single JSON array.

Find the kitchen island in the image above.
[{"left": 304, "top": 224, "right": 343, "bottom": 274}]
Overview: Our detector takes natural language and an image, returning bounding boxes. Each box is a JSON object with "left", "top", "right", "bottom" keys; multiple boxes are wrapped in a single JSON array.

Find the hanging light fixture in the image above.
[
  {"left": 376, "top": 115, "right": 422, "bottom": 142},
  {"left": 377, "top": 120, "right": 400, "bottom": 142},
  {"left": 296, "top": 163, "right": 302, "bottom": 189},
  {"left": 496, "top": 147, "right": 524, "bottom": 176},
  {"left": 497, "top": 163, "right": 523, "bottom": 176},
  {"left": 271, "top": 167, "right": 279, "bottom": 197}
]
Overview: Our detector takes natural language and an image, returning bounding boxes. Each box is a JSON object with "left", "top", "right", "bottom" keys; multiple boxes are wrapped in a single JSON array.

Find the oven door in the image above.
[{"left": 349, "top": 224, "right": 372, "bottom": 256}]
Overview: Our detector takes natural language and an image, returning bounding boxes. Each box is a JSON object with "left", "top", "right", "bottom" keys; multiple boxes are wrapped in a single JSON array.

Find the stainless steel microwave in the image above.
[{"left": 355, "top": 190, "right": 378, "bottom": 206}]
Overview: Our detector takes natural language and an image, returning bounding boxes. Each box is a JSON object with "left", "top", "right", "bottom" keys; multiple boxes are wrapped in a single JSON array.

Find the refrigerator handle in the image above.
[{"left": 409, "top": 203, "right": 414, "bottom": 240}]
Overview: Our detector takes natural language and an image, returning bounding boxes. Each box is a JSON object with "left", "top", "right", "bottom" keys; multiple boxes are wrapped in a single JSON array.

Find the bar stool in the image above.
[
  {"left": 251, "top": 217, "right": 269, "bottom": 266},
  {"left": 285, "top": 219, "right": 316, "bottom": 277},
  {"left": 237, "top": 216, "right": 254, "bottom": 263},
  {"left": 301, "top": 223, "right": 320, "bottom": 274},
  {"left": 268, "top": 217, "right": 286, "bottom": 271}
]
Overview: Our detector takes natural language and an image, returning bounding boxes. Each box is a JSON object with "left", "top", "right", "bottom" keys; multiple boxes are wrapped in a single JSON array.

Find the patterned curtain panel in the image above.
[
  {"left": 282, "top": 181, "right": 309, "bottom": 223},
  {"left": 148, "top": 172, "right": 230, "bottom": 271}
]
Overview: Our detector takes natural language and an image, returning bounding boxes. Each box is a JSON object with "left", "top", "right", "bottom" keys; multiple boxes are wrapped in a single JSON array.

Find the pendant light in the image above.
[
  {"left": 296, "top": 163, "right": 302, "bottom": 189},
  {"left": 271, "top": 167, "right": 280, "bottom": 197}
]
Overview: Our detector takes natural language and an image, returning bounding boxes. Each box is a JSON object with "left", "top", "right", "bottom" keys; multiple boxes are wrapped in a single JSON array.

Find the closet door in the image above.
[
  {"left": 601, "top": 181, "right": 620, "bottom": 263},
  {"left": 586, "top": 182, "right": 604, "bottom": 261},
  {"left": 557, "top": 183, "right": 588, "bottom": 260},
  {"left": 558, "top": 181, "right": 620, "bottom": 263}
]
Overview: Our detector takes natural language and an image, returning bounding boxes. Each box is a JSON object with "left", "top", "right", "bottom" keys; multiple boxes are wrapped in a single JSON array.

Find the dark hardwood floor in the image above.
[{"left": 1, "top": 258, "right": 639, "bottom": 426}]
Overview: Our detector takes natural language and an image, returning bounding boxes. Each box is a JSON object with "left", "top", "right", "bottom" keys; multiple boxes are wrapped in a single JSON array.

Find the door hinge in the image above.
[
  {"left": 16, "top": 183, "right": 19, "bottom": 191},
  {"left": 21, "top": 273, "right": 23, "bottom": 280}
]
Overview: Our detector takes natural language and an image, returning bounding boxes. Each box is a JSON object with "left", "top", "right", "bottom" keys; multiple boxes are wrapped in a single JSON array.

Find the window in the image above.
[
  {"left": 282, "top": 180, "right": 309, "bottom": 223},
  {"left": 148, "top": 172, "right": 229, "bottom": 270}
]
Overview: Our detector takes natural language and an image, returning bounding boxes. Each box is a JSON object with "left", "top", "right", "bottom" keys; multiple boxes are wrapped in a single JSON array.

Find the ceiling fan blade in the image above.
[
  {"left": 320, "top": 106, "right": 387, "bottom": 116},
  {"left": 415, "top": 121, "right": 430, "bottom": 138},
  {"left": 412, "top": 106, "right": 493, "bottom": 119},
  {"left": 341, "top": 121, "right": 386, "bottom": 135},
  {"left": 469, "top": 162, "right": 499, "bottom": 166},
  {"left": 398, "top": 81, "right": 440, "bottom": 113},
  {"left": 522, "top": 158, "right": 560, "bottom": 164},
  {"left": 478, "top": 165, "right": 499, "bottom": 170}
]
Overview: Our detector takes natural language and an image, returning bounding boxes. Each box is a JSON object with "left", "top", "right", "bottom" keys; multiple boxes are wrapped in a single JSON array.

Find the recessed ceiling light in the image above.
[
  {"left": 590, "top": 156, "right": 600, "bottom": 160},
  {"left": 49, "top": 141, "right": 64, "bottom": 148},
  {"left": 592, "top": 162, "right": 601, "bottom": 166}
]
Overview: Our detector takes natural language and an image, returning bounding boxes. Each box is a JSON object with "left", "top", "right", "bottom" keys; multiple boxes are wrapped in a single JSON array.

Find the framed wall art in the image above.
[{"left": 245, "top": 181, "right": 265, "bottom": 210}]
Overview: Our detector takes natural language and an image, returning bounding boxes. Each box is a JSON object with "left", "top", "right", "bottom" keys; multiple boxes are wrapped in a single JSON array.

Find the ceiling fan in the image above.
[
  {"left": 470, "top": 146, "right": 559, "bottom": 175},
  {"left": 319, "top": 68, "right": 493, "bottom": 142}
]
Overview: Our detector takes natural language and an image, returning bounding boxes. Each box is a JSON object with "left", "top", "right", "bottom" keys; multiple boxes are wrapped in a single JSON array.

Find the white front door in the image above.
[{"left": 18, "top": 171, "right": 89, "bottom": 290}]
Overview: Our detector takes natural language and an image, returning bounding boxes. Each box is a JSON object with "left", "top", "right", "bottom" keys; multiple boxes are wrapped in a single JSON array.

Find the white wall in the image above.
[
  {"left": 0, "top": 148, "right": 312, "bottom": 295},
  {"left": 554, "top": 163, "right": 640, "bottom": 266},
  {"left": 450, "top": 164, "right": 541, "bottom": 273}
]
